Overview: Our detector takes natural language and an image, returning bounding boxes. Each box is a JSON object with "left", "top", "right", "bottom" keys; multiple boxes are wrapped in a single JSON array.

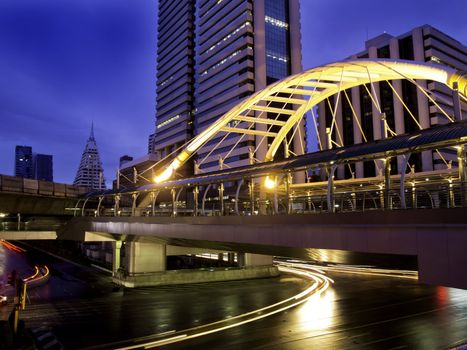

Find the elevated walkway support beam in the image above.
[
  {"left": 125, "top": 242, "right": 166, "bottom": 275},
  {"left": 237, "top": 253, "right": 274, "bottom": 267}
]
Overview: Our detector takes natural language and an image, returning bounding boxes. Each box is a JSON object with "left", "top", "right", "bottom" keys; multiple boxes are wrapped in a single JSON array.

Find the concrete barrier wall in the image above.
[
  {"left": 1, "top": 175, "right": 23, "bottom": 192},
  {"left": 54, "top": 183, "right": 66, "bottom": 197},
  {"left": 38, "top": 180, "right": 54, "bottom": 196},
  {"left": 23, "top": 179, "right": 39, "bottom": 194},
  {"left": 0, "top": 174, "right": 83, "bottom": 198},
  {"left": 114, "top": 266, "right": 280, "bottom": 288}
]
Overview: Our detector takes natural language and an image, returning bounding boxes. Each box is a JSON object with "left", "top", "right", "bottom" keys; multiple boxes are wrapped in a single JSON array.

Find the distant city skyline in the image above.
[
  {"left": 0, "top": 0, "right": 466, "bottom": 184},
  {"left": 14, "top": 145, "right": 53, "bottom": 181}
]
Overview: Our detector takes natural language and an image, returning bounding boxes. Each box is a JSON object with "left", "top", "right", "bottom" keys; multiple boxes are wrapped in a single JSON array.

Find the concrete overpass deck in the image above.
[{"left": 59, "top": 208, "right": 467, "bottom": 290}]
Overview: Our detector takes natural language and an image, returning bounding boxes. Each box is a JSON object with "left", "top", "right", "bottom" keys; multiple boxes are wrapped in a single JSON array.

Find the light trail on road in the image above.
[
  {"left": 82, "top": 263, "right": 333, "bottom": 350},
  {"left": 278, "top": 259, "right": 418, "bottom": 279},
  {"left": 0, "top": 240, "right": 26, "bottom": 253}
]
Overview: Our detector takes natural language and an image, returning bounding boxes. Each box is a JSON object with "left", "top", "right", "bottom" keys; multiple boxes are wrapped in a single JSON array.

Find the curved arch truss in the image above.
[{"left": 154, "top": 59, "right": 467, "bottom": 183}]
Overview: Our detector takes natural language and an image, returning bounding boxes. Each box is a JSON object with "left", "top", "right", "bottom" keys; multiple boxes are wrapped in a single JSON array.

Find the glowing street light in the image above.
[{"left": 264, "top": 176, "right": 276, "bottom": 189}]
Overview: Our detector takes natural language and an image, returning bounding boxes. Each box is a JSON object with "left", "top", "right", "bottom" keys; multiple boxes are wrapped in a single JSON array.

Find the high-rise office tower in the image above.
[
  {"left": 34, "top": 153, "right": 53, "bottom": 182},
  {"left": 150, "top": 0, "right": 196, "bottom": 165},
  {"left": 74, "top": 124, "right": 106, "bottom": 190},
  {"left": 318, "top": 25, "right": 467, "bottom": 179},
  {"left": 150, "top": 0, "right": 303, "bottom": 175},
  {"left": 14, "top": 145, "right": 53, "bottom": 181},
  {"left": 15, "top": 145, "right": 33, "bottom": 178}
]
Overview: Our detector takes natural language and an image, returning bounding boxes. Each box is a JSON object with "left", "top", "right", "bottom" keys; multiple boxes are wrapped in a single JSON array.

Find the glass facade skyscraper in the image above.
[
  {"left": 15, "top": 145, "right": 33, "bottom": 178},
  {"left": 151, "top": 0, "right": 303, "bottom": 175},
  {"left": 34, "top": 153, "right": 53, "bottom": 182},
  {"left": 265, "top": 0, "right": 291, "bottom": 83},
  {"left": 150, "top": 0, "right": 196, "bottom": 166}
]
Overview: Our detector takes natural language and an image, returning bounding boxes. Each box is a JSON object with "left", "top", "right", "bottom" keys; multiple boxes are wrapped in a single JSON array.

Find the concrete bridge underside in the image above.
[{"left": 59, "top": 208, "right": 467, "bottom": 290}]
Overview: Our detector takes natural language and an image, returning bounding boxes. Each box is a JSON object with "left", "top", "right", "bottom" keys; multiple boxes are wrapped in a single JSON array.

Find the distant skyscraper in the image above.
[
  {"left": 15, "top": 145, "right": 33, "bottom": 178},
  {"left": 34, "top": 153, "right": 53, "bottom": 182},
  {"left": 15, "top": 146, "right": 54, "bottom": 181},
  {"left": 150, "top": 0, "right": 304, "bottom": 174},
  {"left": 74, "top": 124, "right": 106, "bottom": 190},
  {"left": 318, "top": 25, "right": 467, "bottom": 179}
]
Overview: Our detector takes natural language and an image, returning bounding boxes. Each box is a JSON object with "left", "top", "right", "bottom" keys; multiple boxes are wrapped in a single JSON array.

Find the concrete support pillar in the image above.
[
  {"left": 112, "top": 241, "right": 122, "bottom": 276},
  {"left": 125, "top": 242, "right": 166, "bottom": 275},
  {"left": 238, "top": 253, "right": 273, "bottom": 267}
]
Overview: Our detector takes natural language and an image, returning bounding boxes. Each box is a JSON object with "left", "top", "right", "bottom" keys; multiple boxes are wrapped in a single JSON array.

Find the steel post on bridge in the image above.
[
  {"left": 458, "top": 145, "right": 466, "bottom": 206},
  {"left": 327, "top": 165, "right": 337, "bottom": 213},
  {"left": 384, "top": 157, "right": 392, "bottom": 210}
]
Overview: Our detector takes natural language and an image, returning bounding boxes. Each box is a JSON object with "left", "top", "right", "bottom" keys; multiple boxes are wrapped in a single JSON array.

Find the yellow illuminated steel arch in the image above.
[{"left": 154, "top": 59, "right": 467, "bottom": 183}]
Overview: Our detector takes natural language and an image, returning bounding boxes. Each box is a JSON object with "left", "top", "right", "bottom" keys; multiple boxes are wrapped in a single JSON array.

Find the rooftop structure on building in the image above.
[
  {"left": 73, "top": 124, "right": 106, "bottom": 190},
  {"left": 318, "top": 24, "right": 467, "bottom": 180}
]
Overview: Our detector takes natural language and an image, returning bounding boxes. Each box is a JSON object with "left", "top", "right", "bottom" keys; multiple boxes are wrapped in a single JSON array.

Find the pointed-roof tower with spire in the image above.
[{"left": 73, "top": 123, "right": 106, "bottom": 190}]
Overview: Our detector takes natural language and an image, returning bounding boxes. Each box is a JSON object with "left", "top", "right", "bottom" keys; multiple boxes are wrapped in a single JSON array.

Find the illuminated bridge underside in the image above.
[{"left": 155, "top": 59, "right": 467, "bottom": 182}]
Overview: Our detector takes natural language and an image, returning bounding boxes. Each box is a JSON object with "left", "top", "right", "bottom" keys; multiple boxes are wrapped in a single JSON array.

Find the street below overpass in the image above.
[{"left": 2, "top": 243, "right": 467, "bottom": 350}]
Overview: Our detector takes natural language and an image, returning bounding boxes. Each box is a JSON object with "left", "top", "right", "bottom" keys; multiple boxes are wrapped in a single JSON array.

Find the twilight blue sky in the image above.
[{"left": 0, "top": 0, "right": 466, "bottom": 184}]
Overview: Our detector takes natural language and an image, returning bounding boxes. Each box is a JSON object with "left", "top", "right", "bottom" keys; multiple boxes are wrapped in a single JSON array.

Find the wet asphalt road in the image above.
[{"left": 2, "top": 243, "right": 467, "bottom": 350}]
